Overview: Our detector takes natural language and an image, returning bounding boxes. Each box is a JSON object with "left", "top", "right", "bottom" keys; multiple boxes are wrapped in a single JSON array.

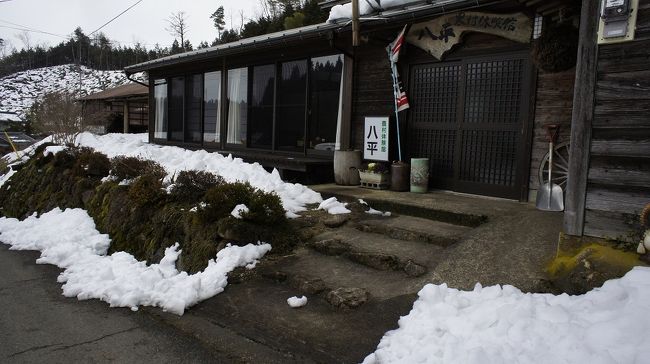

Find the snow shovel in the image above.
[{"left": 536, "top": 124, "right": 564, "bottom": 211}]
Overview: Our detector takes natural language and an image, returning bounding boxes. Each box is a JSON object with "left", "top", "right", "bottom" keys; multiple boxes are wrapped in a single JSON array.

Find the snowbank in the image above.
[
  {"left": 363, "top": 268, "right": 650, "bottom": 364},
  {"left": 74, "top": 132, "right": 323, "bottom": 216},
  {"left": 0, "top": 208, "right": 271, "bottom": 315}
]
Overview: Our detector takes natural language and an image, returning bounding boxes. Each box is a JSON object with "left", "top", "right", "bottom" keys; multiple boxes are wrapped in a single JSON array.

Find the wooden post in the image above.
[
  {"left": 123, "top": 101, "right": 129, "bottom": 134},
  {"left": 563, "top": 0, "right": 600, "bottom": 236},
  {"left": 352, "top": 0, "right": 360, "bottom": 47}
]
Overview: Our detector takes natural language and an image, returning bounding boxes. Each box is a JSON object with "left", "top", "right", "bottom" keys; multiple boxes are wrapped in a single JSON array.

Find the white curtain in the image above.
[
  {"left": 154, "top": 83, "right": 167, "bottom": 139},
  {"left": 227, "top": 68, "right": 246, "bottom": 144}
]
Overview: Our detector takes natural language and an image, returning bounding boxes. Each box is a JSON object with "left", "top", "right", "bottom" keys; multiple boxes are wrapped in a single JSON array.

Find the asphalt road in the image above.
[{"left": 0, "top": 243, "right": 228, "bottom": 364}]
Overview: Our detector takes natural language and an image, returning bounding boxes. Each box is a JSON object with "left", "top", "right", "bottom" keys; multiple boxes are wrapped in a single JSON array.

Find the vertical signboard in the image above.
[{"left": 364, "top": 116, "right": 389, "bottom": 161}]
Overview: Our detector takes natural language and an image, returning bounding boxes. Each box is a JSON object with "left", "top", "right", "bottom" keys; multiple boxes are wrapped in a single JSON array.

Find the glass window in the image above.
[
  {"left": 309, "top": 55, "right": 343, "bottom": 151},
  {"left": 153, "top": 79, "right": 167, "bottom": 139},
  {"left": 203, "top": 71, "right": 221, "bottom": 143},
  {"left": 169, "top": 76, "right": 184, "bottom": 141},
  {"left": 276, "top": 60, "right": 308, "bottom": 151},
  {"left": 226, "top": 68, "right": 248, "bottom": 145},
  {"left": 249, "top": 64, "right": 275, "bottom": 149},
  {"left": 185, "top": 74, "right": 203, "bottom": 143}
]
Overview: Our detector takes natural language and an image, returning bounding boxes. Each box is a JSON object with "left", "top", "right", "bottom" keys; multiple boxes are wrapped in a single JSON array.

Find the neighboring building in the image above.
[
  {"left": 124, "top": 0, "right": 650, "bottom": 243},
  {"left": 0, "top": 132, "right": 36, "bottom": 155},
  {"left": 0, "top": 111, "right": 23, "bottom": 131},
  {"left": 79, "top": 83, "right": 149, "bottom": 134}
]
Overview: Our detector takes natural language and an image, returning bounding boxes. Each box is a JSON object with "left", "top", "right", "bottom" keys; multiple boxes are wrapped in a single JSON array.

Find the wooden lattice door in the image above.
[{"left": 407, "top": 52, "right": 532, "bottom": 199}]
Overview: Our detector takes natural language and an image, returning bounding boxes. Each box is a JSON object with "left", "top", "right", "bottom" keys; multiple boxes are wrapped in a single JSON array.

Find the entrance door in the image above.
[{"left": 407, "top": 52, "right": 532, "bottom": 199}]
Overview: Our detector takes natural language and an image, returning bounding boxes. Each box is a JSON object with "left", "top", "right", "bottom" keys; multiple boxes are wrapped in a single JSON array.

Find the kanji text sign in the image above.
[{"left": 364, "top": 117, "right": 389, "bottom": 161}]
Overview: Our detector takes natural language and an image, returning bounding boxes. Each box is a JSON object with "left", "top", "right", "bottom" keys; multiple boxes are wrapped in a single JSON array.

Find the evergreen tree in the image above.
[{"left": 210, "top": 6, "right": 226, "bottom": 39}]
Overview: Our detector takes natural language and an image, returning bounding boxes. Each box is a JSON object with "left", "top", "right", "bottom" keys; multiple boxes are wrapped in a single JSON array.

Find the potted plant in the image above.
[{"left": 359, "top": 162, "right": 390, "bottom": 189}]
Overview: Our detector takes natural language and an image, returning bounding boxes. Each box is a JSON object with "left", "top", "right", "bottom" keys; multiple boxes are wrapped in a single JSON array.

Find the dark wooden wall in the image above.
[{"left": 583, "top": 0, "right": 650, "bottom": 241}]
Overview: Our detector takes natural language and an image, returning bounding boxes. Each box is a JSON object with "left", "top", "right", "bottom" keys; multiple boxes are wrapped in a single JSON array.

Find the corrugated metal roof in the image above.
[{"left": 78, "top": 83, "right": 149, "bottom": 101}]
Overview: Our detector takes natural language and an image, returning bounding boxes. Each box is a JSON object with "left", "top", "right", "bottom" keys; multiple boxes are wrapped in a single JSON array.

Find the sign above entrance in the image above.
[
  {"left": 406, "top": 11, "right": 533, "bottom": 59},
  {"left": 364, "top": 116, "right": 389, "bottom": 162}
]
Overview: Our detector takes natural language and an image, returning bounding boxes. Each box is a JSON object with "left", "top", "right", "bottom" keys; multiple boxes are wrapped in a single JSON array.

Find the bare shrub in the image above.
[{"left": 31, "top": 92, "right": 82, "bottom": 145}]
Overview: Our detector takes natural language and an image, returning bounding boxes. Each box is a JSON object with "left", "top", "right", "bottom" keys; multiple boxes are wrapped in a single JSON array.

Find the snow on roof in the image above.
[{"left": 0, "top": 111, "right": 22, "bottom": 122}]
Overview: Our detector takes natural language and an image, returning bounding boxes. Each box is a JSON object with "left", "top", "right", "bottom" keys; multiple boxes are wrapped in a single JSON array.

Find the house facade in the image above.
[
  {"left": 125, "top": 0, "right": 650, "bottom": 242},
  {"left": 79, "top": 83, "right": 149, "bottom": 134}
]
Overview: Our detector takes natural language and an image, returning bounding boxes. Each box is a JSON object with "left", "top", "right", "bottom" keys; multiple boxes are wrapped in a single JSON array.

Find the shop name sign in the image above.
[
  {"left": 406, "top": 11, "right": 533, "bottom": 59},
  {"left": 364, "top": 116, "right": 389, "bottom": 161}
]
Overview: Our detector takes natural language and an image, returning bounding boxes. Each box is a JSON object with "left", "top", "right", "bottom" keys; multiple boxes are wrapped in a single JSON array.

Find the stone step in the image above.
[
  {"left": 310, "top": 227, "right": 448, "bottom": 275},
  {"left": 266, "top": 247, "right": 430, "bottom": 302},
  {"left": 355, "top": 214, "right": 472, "bottom": 247}
]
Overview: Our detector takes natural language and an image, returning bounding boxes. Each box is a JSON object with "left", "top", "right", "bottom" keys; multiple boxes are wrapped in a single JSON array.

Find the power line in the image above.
[
  {"left": 0, "top": 20, "right": 68, "bottom": 39},
  {"left": 89, "top": 0, "right": 144, "bottom": 36}
]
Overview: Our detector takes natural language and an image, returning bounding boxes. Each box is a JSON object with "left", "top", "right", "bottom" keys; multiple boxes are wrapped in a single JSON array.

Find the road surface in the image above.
[{"left": 0, "top": 243, "right": 228, "bottom": 363}]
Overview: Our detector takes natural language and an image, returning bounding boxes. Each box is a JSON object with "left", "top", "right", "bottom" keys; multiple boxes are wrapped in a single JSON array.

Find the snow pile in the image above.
[
  {"left": 366, "top": 207, "right": 391, "bottom": 217},
  {"left": 287, "top": 295, "right": 308, "bottom": 308},
  {"left": 74, "top": 132, "right": 323, "bottom": 216},
  {"left": 318, "top": 196, "right": 351, "bottom": 215},
  {"left": 231, "top": 204, "right": 250, "bottom": 219},
  {"left": 363, "top": 268, "right": 650, "bottom": 364},
  {"left": 327, "top": 0, "right": 424, "bottom": 22},
  {"left": 0, "top": 64, "right": 144, "bottom": 118},
  {"left": 0, "top": 208, "right": 271, "bottom": 315}
]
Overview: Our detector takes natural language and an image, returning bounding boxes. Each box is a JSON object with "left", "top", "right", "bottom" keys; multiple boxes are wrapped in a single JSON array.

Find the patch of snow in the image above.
[
  {"left": 44, "top": 145, "right": 67, "bottom": 156},
  {"left": 363, "top": 268, "right": 650, "bottom": 364},
  {"left": 231, "top": 204, "right": 250, "bottom": 219},
  {"left": 318, "top": 196, "right": 351, "bottom": 215},
  {"left": 74, "top": 132, "right": 323, "bottom": 216},
  {"left": 0, "top": 208, "right": 271, "bottom": 315},
  {"left": 366, "top": 207, "right": 391, "bottom": 217},
  {"left": 327, "top": 0, "right": 423, "bottom": 22},
  {"left": 358, "top": 199, "right": 368, "bottom": 205},
  {"left": 0, "top": 168, "right": 16, "bottom": 188},
  {"left": 287, "top": 296, "right": 308, "bottom": 308}
]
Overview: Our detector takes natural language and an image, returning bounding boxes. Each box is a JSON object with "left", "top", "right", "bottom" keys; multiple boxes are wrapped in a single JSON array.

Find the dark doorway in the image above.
[{"left": 407, "top": 52, "right": 532, "bottom": 199}]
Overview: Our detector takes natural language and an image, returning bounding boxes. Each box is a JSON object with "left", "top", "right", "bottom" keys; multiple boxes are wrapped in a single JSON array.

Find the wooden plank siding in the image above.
[
  {"left": 582, "top": 0, "right": 650, "bottom": 241},
  {"left": 527, "top": 69, "right": 575, "bottom": 196}
]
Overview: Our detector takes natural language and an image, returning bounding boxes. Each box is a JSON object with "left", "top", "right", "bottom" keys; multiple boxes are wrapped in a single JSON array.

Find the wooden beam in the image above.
[
  {"left": 123, "top": 101, "right": 129, "bottom": 134},
  {"left": 564, "top": 0, "right": 600, "bottom": 236}
]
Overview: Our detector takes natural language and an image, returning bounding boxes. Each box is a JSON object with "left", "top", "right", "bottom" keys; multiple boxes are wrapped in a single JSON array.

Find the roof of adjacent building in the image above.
[
  {"left": 79, "top": 83, "right": 149, "bottom": 101},
  {"left": 0, "top": 132, "right": 36, "bottom": 147},
  {"left": 0, "top": 111, "right": 22, "bottom": 122}
]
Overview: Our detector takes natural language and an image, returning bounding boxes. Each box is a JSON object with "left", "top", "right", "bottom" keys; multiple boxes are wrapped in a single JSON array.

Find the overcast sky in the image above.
[{"left": 0, "top": 0, "right": 262, "bottom": 50}]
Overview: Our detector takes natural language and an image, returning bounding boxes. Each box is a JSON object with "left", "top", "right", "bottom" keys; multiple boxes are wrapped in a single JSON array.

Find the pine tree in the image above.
[{"left": 210, "top": 6, "right": 226, "bottom": 39}]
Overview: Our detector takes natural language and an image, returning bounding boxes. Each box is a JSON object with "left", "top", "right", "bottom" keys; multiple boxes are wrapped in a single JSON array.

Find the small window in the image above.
[
  {"left": 533, "top": 14, "right": 543, "bottom": 40},
  {"left": 226, "top": 68, "right": 248, "bottom": 145},
  {"left": 249, "top": 64, "right": 275, "bottom": 149},
  {"left": 203, "top": 71, "right": 221, "bottom": 143},
  {"left": 153, "top": 79, "right": 167, "bottom": 139},
  {"left": 169, "top": 76, "right": 184, "bottom": 141},
  {"left": 185, "top": 74, "right": 203, "bottom": 143}
]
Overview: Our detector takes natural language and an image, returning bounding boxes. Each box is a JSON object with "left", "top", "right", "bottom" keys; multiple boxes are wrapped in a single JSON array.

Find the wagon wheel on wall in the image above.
[{"left": 538, "top": 141, "right": 571, "bottom": 189}]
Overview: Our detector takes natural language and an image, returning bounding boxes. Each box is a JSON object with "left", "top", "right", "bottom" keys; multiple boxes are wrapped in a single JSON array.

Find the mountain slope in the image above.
[{"left": 0, "top": 64, "right": 144, "bottom": 119}]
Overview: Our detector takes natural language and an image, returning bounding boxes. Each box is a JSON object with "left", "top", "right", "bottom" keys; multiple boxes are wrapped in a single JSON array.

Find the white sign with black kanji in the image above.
[{"left": 364, "top": 116, "right": 389, "bottom": 161}]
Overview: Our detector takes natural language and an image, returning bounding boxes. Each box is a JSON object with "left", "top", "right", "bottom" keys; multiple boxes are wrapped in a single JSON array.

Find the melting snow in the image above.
[
  {"left": 0, "top": 208, "right": 271, "bottom": 315},
  {"left": 363, "top": 269, "right": 650, "bottom": 364},
  {"left": 287, "top": 296, "right": 308, "bottom": 308}
]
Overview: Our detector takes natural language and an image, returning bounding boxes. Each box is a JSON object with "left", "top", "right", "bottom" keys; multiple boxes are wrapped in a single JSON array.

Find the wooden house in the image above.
[
  {"left": 124, "top": 0, "right": 650, "bottom": 242},
  {"left": 79, "top": 83, "right": 149, "bottom": 134}
]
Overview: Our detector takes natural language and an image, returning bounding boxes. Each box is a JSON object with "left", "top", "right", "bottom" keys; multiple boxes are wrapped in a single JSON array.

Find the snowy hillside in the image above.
[{"left": 0, "top": 64, "right": 144, "bottom": 119}]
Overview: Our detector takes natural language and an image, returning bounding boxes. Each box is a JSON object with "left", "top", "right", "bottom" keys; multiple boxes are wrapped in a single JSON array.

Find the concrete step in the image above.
[
  {"left": 311, "top": 227, "right": 448, "bottom": 274},
  {"left": 267, "top": 247, "right": 430, "bottom": 301},
  {"left": 355, "top": 215, "right": 472, "bottom": 247}
]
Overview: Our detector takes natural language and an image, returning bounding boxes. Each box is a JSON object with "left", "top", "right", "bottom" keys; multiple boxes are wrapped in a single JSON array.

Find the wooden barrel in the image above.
[{"left": 334, "top": 150, "right": 361, "bottom": 185}]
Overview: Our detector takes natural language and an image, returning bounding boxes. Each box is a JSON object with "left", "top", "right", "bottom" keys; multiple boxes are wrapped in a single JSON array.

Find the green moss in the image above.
[{"left": 547, "top": 243, "right": 645, "bottom": 278}]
